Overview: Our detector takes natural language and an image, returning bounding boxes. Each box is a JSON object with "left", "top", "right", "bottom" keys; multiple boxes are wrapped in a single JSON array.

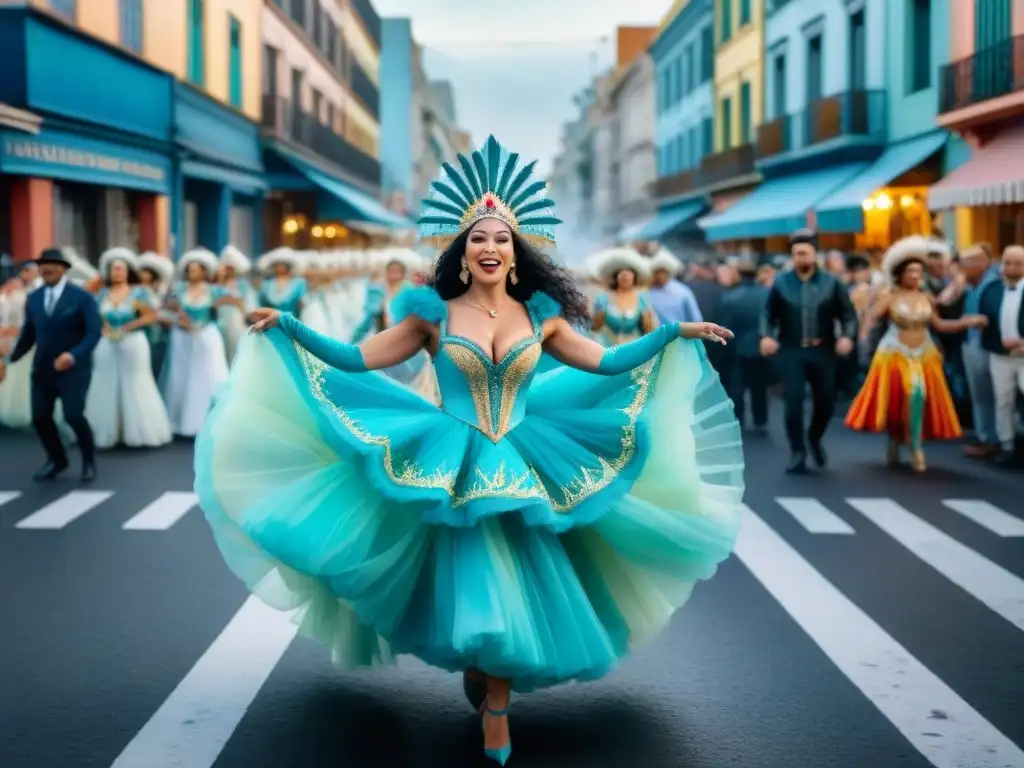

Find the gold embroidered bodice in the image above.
[
  {"left": 433, "top": 309, "right": 544, "bottom": 443},
  {"left": 889, "top": 291, "right": 932, "bottom": 330}
]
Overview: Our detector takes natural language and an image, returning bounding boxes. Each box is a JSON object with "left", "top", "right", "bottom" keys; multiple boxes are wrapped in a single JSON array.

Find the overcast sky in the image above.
[{"left": 373, "top": 0, "right": 671, "bottom": 174}]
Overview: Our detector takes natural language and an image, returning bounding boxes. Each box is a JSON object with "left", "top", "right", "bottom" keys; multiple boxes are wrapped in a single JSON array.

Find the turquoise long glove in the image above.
[
  {"left": 596, "top": 322, "right": 679, "bottom": 375},
  {"left": 280, "top": 312, "right": 367, "bottom": 372}
]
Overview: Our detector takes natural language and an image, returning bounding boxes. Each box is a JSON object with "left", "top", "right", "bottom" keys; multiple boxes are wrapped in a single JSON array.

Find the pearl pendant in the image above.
[{"left": 488, "top": 310, "right": 497, "bottom": 318}]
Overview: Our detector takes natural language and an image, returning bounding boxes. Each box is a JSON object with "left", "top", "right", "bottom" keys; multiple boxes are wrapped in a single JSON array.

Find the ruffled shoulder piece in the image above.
[
  {"left": 525, "top": 290, "right": 562, "bottom": 323},
  {"left": 391, "top": 285, "right": 447, "bottom": 325}
]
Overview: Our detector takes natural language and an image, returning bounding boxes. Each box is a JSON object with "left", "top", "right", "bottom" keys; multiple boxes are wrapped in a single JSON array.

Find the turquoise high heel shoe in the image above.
[{"left": 482, "top": 705, "right": 512, "bottom": 766}]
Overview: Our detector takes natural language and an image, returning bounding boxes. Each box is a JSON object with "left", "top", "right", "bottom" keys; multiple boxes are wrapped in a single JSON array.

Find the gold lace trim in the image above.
[{"left": 294, "top": 342, "right": 658, "bottom": 512}]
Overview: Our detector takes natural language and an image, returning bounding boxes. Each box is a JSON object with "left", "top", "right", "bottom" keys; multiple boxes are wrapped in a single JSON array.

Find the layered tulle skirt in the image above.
[
  {"left": 845, "top": 328, "right": 962, "bottom": 441},
  {"left": 85, "top": 331, "right": 172, "bottom": 449},
  {"left": 194, "top": 330, "right": 744, "bottom": 691}
]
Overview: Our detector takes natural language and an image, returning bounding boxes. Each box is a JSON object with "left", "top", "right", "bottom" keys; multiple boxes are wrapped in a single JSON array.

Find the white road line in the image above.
[
  {"left": 847, "top": 498, "right": 1024, "bottom": 633},
  {"left": 0, "top": 491, "right": 21, "bottom": 508},
  {"left": 110, "top": 596, "right": 298, "bottom": 768},
  {"left": 941, "top": 500, "right": 1024, "bottom": 538},
  {"left": 735, "top": 506, "right": 1024, "bottom": 768},
  {"left": 14, "top": 491, "right": 113, "bottom": 529},
  {"left": 775, "top": 497, "right": 855, "bottom": 534},
  {"left": 123, "top": 492, "right": 198, "bottom": 531}
]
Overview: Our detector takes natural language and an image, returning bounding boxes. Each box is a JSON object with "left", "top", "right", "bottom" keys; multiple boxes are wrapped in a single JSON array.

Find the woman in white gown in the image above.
[
  {"left": 216, "top": 245, "right": 255, "bottom": 363},
  {"left": 0, "top": 270, "right": 33, "bottom": 429},
  {"left": 160, "top": 249, "right": 230, "bottom": 437},
  {"left": 85, "top": 248, "right": 172, "bottom": 449},
  {"left": 299, "top": 253, "right": 338, "bottom": 336}
]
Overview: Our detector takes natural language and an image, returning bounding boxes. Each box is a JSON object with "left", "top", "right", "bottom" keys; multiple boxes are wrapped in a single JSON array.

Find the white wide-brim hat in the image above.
[
  {"left": 98, "top": 247, "right": 139, "bottom": 277},
  {"left": 219, "top": 245, "right": 251, "bottom": 274},
  {"left": 592, "top": 247, "right": 652, "bottom": 282},
  {"left": 881, "top": 236, "right": 931, "bottom": 284},
  {"left": 377, "top": 247, "right": 421, "bottom": 272},
  {"left": 63, "top": 248, "right": 99, "bottom": 282},
  {"left": 177, "top": 248, "right": 219, "bottom": 278},
  {"left": 257, "top": 247, "right": 300, "bottom": 273},
  {"left": 648, "top": 247, "right": 682, "bottom": 276},
  {"left": 137, "top": 252, "right": 174, "bottom": 282}
]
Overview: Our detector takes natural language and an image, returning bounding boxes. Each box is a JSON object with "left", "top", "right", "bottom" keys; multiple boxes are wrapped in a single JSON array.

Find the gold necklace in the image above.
[{"left": 463, "top": 299, "right": 501, "bottom": 318}]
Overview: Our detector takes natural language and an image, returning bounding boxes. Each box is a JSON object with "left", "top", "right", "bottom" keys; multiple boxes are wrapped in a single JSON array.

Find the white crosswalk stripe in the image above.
[
  {"left": 775, "top": 497, "right": 856, "bottom": 534},
  {"left": 13, "top": 490, "right": 113, "bottom": 529},
  {"left": 737, "top": 506, "right": 1024, "bottom": 767},
  {"left": 122, "top": 492, "right": 198, "bottom": 531},
  {"left": 847, "top": 498, "right": 1024, "bottom": 633},
  {"left": 0, "top": 491, "right": 21, "bottom": 509},
  {"left": 941, "top": 499, "right": 1024, "bottom": 537}
]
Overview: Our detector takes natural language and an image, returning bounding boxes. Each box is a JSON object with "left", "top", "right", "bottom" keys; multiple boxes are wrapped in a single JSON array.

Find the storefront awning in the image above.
[
  {"left": 638, "top": 199, "right": 707, "bottom": 240},
  {"left": 815, "top": 131, "right": 948, "bottom": 232},
  {"left": 928, "top": 123, "right": 1024, "bottom": 210},
  {"left": 269, "top": 146, "right": 414, "bottom": 230},
  {"left": 181, "top": 159, "right": 266, "bottom": 196},
  {"left": 699, "top": 163, "right": 868, "bottom": 242}
]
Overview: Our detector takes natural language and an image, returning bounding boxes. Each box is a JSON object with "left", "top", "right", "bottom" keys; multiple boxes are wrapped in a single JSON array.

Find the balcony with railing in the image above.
[
  {"left": 350, "top": 58, "right": 380, "bottom": 118},
  {"left": 756, "top": 89, "right": 886, "bottom": 165},
  {"left": 262, "top": 94, "right": 380, "bottom": 189},
  {"left": 653, "top": 168, "right": 702, "bottom": 199},
  {"left": 699, "top": 143, "right": 756, "bottom": 188},
  {"left": 350, "top": 0, "right": 381, "bottom": 47},
  {"left": 939, "top": 34, "right": 1024, "bottom": 120}
]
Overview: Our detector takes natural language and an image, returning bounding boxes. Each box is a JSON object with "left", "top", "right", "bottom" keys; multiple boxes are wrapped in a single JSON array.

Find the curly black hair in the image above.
[
  {"left": 891, "top": 257, "right": 927, "bottom": 287},
  {"left": 429, "top": 226, "right": 590, "bottom": 326}
]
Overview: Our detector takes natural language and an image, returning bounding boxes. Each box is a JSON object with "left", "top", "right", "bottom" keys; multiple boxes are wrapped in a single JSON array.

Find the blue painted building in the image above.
[
  {"left": 703, "top": 0, "right": 955, "bottom": 250},
  {"left": 174, "top": 82, "right": 266, "bottom": 256},
  {"left": 640, "top": 0, "right": 716, "bottom": 245},
  {"left": 0, "top": 6, "right": 173, "bottom": 262}
]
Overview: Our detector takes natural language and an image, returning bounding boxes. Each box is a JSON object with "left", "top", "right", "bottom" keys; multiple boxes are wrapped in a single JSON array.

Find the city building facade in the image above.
[
  {"left": 642, "top": 0, "right": 716, "bottom": 252},
  {"left": 929, "top": 0, "right": 1024, "bottom": 252},
  {"left": 610, "top": 38, "right": 657, "bottom": 243},
  {"left": 260, "top": 0, "right": 404, "bottom": 252}
]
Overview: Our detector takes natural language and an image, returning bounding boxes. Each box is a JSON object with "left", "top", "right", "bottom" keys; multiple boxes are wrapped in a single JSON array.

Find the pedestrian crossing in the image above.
[{"left": 1, "top": 491, "right": 1023, "bottom": 767}]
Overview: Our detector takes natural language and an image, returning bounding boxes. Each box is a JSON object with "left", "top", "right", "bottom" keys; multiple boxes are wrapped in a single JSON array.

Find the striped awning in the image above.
[{"left": 928, "top": 123, "right": 1024, "bottom": 210}]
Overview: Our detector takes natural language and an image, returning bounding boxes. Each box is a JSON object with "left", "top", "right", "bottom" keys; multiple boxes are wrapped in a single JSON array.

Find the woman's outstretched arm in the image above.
[
  {"left": 251, "top": 308, "right": 429, "bottom": 371},
  {"left": 542, "top": 316, "right": 732, "bottom": 375}
]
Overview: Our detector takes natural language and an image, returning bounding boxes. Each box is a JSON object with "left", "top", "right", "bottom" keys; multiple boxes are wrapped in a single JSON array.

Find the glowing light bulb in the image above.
[
  {"left": 862, "top": 199, "right": 874, "bottom": 211},
  {"left": 876, "top": 192, "right": 893, "bottom": 210},
  {"left": 311, "top": 225, "right": 324, "bottom": 238},
  {"left": 325, "top": 226, "right": 337, "bottom": 237}
]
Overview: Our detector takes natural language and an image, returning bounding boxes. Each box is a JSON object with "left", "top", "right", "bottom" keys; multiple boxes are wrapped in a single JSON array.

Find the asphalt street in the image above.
[{"left": 0, "top": 416, "right": 1022, "bottom": 768}]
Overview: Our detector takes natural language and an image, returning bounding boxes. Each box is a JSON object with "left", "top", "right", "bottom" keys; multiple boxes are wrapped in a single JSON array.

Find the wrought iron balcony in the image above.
[
  {"left": 261, "top": 95, "right": 380, "bottom": 189},
  {"left": 939, "top": 34, "right": 1024, "bottom": 114},
  {"left": 653, "top": 169, "right": 702, "bottom": 199},
  {"left": 350, "top": 0, "right": 381, "bottom": 47},
  {"left": 756, "top": 89, "right": 886, "bottom": 160},
  {"left": 350, "top": 58, "right": 380, "bottom": 119},
  {"left": 699, "top": 143, "right": 756, "bottom": 187}
]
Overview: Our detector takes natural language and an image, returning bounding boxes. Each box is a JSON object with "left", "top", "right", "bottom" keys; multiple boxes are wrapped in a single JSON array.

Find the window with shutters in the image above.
[
  {"left": 228, "top": 15, "right": 243, "bottom": 109},
  {"left": 188, "top": 0, "right": 205, "bottom": 86},
  {"left": 120, "top": 0, "right": 143, "bottom": 54}
]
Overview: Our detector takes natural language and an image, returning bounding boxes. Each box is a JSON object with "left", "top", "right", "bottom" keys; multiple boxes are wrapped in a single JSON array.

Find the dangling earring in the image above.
[
  {"left": 459, "top": 259, "right": 470, "bottom": 284},
  {"left": 509, "top": 262, "right": 519, "bottom": 285}
]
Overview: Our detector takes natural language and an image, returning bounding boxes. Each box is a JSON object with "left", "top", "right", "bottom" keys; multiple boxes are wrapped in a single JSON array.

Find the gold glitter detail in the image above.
[
  {"left": 497, "top": 344, "right": 541, "bottom": 439},
  {"left": 295, "top": 343, "right": 458, "bottom": 492},
  {"left": 445, "top": 344, "right": 497, "bottom": 441},
  {"left": 459, "top": 194, "right": 519, "bottom": 234},
  {"left": 293, "top": 339, "right": 660, "bottom": 513}
]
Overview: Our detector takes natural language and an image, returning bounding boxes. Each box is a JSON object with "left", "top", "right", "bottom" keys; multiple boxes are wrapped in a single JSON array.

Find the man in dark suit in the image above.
[
  {"left": 976, "top": 245, "right": 1024, "bottom": 467},
  {"left": 719, "top": 261, "right": 771, "bottom": 436},
  {"left": 0, "top": 248, "right": 101, "bottom": 482}
]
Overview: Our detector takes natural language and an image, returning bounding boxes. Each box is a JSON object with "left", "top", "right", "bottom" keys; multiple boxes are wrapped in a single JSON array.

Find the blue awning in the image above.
[
  {"left": 181, "top": 159, "right": 267, "bottom": 196},
  {"left": 815, "top": 131, "right": 948, "bottom": 232},
  {"left": 267, "top": 145, "right": 413, "bottom": 229},
  {"left": 638, "top": 199, "right": 707, "bottom": 240},
  {"left": 699, "top": 163, "right": 869, "bottom": 242}
]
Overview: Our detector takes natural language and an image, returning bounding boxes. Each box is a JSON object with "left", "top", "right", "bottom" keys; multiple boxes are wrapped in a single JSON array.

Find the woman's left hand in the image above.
[{"left": 678, "top": 322, "right": 733, "bottom": 344}]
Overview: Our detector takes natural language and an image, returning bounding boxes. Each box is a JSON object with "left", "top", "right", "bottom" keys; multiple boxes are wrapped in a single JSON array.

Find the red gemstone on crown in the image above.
[{"left": 485, "top": 197, "right": 495, "bottom": 208}]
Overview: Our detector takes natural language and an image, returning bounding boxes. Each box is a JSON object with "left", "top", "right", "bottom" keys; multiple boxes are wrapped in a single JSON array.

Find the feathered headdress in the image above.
[{"left": 418, "top": 135, "right": 561, "bottom": 251}]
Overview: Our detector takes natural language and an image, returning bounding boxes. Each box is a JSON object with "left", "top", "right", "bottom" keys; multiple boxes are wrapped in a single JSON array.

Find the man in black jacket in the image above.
[
  {"left": 760, "top": 230, "right": 857, "bottom": 473},
  {"left": 719, "top": 261, "right": 770, "bottom": 435},
  {"left": 0, "top": 248, "right": 101, "bottom": 482}
]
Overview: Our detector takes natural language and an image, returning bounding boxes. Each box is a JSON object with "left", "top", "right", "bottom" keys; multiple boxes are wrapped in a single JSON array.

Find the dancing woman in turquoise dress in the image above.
[
  {"left": 194, "top": 136, "right": 744, "bottom": 765},
  {"left": 591, "top": 248, "right": 658, "bottom": 345}
]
